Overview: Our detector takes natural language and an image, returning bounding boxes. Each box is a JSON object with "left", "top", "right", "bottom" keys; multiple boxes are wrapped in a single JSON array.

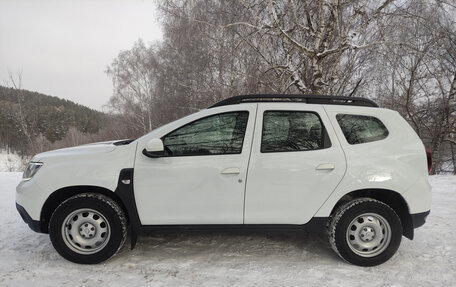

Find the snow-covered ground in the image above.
[{"left": 1, "top": 173, "right": 455, "bottom": 287}]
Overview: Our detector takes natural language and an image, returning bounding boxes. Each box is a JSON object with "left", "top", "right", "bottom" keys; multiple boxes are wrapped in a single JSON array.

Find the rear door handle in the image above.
[
  {"left": 221, "top": 167, "right": 240, "bottom": 174},
  {"left": 316, "top": 163, "right": 335, "bottom": 170}
]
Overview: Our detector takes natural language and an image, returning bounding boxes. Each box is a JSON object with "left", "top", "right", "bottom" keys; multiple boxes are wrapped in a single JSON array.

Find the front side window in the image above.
[
  {"left": 163, "top": 111, "right": 249, "bottom": 156},
  {"left": 261, "top": 111, "right": 330, "bottom": 153},
  {"left": 336, "top": 114, "right": 388, "bottom": 144}
]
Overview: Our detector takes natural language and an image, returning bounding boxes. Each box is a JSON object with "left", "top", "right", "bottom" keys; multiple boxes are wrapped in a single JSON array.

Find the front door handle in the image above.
[
  {"left": 221, "top": 167, "right": 240, "bottom": 174},
  {"left": 316, "top": 163, "right": 335, "bottom": 170}
]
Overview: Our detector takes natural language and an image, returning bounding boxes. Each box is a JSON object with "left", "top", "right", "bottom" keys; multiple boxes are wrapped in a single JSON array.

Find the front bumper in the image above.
[{"left": 16, "top": 203, "right": 45, "bottom": 233}]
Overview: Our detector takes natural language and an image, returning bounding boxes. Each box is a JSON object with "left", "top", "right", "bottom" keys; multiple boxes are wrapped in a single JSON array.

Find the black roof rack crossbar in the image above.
[{"left": 209, "top": 94, "right": 378, "bottom": 108}]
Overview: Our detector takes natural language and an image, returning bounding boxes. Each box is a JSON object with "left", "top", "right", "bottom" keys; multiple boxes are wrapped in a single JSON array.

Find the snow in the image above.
[
  {"left": 0, "top": 173, "right": 455, "bottom": 286},
  {"left": 0, "top": 151, "right": 24, "bottom": 172}
]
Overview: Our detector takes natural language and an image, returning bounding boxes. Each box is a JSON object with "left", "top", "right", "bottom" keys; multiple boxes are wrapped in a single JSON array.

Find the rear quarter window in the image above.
[{"left": 336, "top": 114, "right": 389, "bottom": 145}]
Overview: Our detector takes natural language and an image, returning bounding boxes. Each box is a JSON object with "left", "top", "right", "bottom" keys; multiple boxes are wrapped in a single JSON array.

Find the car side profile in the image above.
[{"left": 16, "top": 94, "right": 432, "bottom": 266}]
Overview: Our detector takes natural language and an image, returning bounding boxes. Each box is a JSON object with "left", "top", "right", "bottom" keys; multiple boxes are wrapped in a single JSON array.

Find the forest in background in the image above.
[
  {"left": 0, "top": 86, "right": 104, "bottom": 151},
  {"left": 0, "top": 85, "right": 133, "bottom": 158},
  {"left": 2, "top": 0, "right": 455, "bottom": 174}
]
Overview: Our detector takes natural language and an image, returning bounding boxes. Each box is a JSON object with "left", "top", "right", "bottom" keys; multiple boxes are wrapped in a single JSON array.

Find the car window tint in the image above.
[
  {"left": 163, "top": 111, "right": 249, "bottom": 156},
  {"left": 261, "top": 111, "right": 330, "bottom": 153},
  {"left": 336, "top": 114, "right": 388, "bottom": 144}
]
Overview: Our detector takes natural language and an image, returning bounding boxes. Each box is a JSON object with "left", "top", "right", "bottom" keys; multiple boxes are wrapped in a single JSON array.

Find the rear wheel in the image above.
[
  {"left": 328, "top": 198, "right": 402, "bottom": 266},
  {"left": 49, "top": 193, "right": 127, "bottom": 264}
]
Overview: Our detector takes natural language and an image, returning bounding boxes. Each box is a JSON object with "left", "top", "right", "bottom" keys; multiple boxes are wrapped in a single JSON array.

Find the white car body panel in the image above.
[
  {"left": 244, "top": 103, "right": 346, "bottom": 224},
  {"left": 134, "top": 104, "right": 257, "bottom": 224},
  {"left": 314, "top": 106, "right": 431, "bottom": 217}
]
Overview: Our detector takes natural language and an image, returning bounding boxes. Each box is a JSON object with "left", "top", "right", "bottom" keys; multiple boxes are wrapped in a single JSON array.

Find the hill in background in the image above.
[{"left": 0, "top": 86, "right": 108, "bottom": 155}]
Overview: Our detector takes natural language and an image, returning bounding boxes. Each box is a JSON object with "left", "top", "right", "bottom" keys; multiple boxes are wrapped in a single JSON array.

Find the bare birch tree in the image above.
[
  {"left": 106, "top": 39, "right": 160, "bottom": 135},
  {"left": 184, "top": 0, "right": 398, "bottom": 94}
]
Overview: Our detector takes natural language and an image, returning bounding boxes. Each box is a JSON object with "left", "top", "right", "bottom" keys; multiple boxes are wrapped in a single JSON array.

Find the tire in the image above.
[
  {"left": 328, "top": 198, "right": 402, "bottom": 267},
  {"left": 49, "top": 193, "right": 127, "bottom": 264}
]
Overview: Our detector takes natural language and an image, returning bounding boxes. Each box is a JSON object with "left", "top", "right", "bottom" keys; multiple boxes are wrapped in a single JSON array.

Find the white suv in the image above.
[{"left": 16, "top": 95, "right": 432, "bottom": 266}]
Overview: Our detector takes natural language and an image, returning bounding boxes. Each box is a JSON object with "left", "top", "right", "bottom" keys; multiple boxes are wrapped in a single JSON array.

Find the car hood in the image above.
[{"left": 31, "top": 140, "right": 128, "bottom": 162}]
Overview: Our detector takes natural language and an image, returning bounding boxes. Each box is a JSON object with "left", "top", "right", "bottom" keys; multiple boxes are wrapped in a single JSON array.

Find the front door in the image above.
[{"left": 134, "top": 104, "right": 257, "bottom": 225}]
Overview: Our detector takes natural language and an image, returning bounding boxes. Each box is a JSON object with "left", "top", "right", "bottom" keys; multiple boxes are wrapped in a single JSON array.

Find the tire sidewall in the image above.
[
  {"left": 49, "top": 195, "right": 124, "bottom": 264},
  {"left": 334, "top": 201, "right": 402, "bottom": 267}
]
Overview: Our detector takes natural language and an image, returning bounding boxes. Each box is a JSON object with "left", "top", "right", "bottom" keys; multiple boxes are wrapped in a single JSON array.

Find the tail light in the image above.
[{"left": 425, "top": 148, "right": 432, "bottom": 174}]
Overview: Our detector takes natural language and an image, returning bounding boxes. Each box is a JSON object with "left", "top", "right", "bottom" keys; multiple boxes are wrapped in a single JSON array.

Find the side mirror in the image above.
[{"left": 142, "top": 138, "right": 165, "bottom": 158}]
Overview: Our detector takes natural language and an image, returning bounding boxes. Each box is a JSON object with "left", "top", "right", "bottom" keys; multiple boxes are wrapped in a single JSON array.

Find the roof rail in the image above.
[{"left": 209, "top": 94, "right": 378, "bottom": 108}]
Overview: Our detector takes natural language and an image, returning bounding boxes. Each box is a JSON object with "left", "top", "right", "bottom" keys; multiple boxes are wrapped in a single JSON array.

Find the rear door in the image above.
[{"left": 244, "top": 103, "right": 346, "bottom": 224}]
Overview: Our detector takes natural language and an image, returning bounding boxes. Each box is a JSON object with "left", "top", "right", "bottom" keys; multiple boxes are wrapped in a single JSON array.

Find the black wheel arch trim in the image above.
[
  {"left": 35, "top": 169, "right": 141, "bottom": 245},
  {"left": 40, "top": 185, "right": 126, "bottom": 234},
  {"left": 328, "top": 188, "right": 420, "bottom": 240},
  {"left": 114, "top": 168, "right": 141, "bottom": 249}
]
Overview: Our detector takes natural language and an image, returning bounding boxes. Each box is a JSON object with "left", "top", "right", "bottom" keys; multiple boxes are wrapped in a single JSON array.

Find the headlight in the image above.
[{"left": 23, "top": 162, "right": 43, "bottom": 181}]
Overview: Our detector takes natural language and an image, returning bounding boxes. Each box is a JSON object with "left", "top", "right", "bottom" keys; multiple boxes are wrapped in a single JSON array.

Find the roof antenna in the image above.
[{"left": 347, "top": 78, "right": 363, "bottom": 98}]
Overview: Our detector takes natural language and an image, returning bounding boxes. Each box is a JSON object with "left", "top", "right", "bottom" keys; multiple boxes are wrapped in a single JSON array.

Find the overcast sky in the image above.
[{"left": 0, "top": 0, "right": 162, "bottom": 111}]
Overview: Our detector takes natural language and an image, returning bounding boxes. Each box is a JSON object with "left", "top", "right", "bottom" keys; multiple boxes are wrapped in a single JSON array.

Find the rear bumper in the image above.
[
  {"left": 16, "top": 203, "right": 44, "bottom": 233},
  {"left": 411, "top": 210, "right": 430, "bottom": 229}
]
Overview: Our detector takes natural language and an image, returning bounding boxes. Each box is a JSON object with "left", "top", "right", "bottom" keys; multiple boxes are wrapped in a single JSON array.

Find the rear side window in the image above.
[
  {"left": 261, "top": 111, "right": 331, "bottom": 153},
  {"left": 336, "top": 114, "right": 388, "bottom": 145}
]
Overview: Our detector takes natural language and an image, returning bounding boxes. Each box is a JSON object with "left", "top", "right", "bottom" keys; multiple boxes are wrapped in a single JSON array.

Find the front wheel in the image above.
[
  {"left": 328, "top": 198, "right": 402, "bottom": 266},
  {"left": 49, "top": 193, "right": 127, "bottom": 264}
]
